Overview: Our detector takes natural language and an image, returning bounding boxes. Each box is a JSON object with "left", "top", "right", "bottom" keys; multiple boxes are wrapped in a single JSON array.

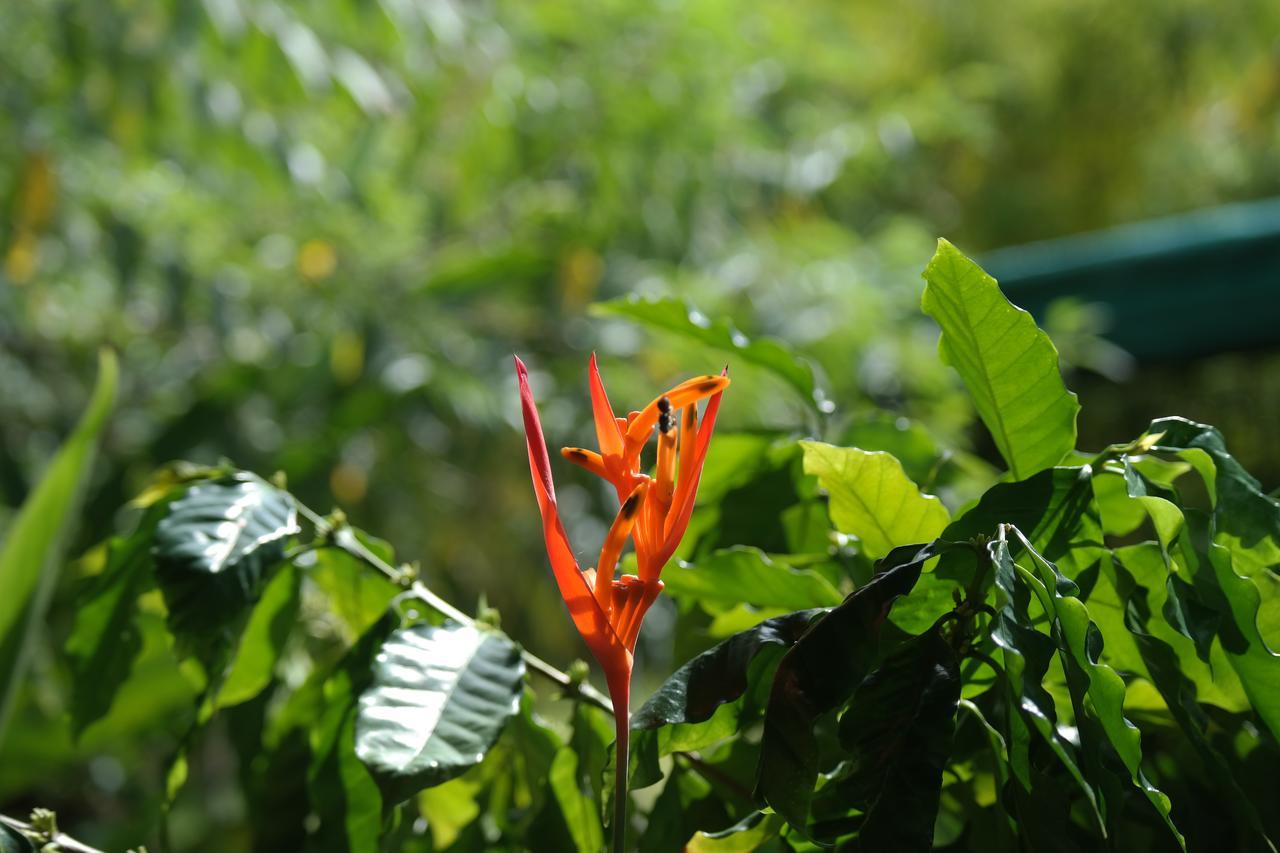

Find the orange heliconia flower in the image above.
[{"left": 514, "top": 354, "right": 728, "bottom": 706}]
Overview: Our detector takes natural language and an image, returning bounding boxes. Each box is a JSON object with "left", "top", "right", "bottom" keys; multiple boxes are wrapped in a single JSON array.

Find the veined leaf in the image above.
[
  {"left": 594, "top": 295, "right": 826, "bottom": 410},
  {"left": 0, "top": 349, "right": 117, "bottom": 741},
  {"left": 661, "top": 547, "right": 843, "bottom": 611},
  {"left": 755, "top": 543, "right": 940, "bottom": 832},
  {"left": 1007, "top": 527, "right": 1185, "bottom": 849},
  {"left": 354, "top": 622, "right": 525, "bottom": 804},
  {"left": 834, "top": 621, "right": 961, "bottom": 853},
  {"left": 153, "top": 474, "right": 299, "bottom": 654},
  {"left": 801, "top": 441, "right": 950, "bottom": 559},
  {"left": 921, "top": 240, "right": 1079, "bottom": 479}
]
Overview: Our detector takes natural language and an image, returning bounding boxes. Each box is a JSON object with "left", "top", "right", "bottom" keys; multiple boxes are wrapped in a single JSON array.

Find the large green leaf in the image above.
[
  {"left": 834, "top": 622, "right": 961, "bottom": 853},
  {"left": 153, "top": 473, "right": 299, "bottom": 652},
  {"left": 921, "top": 240, "right": 1079, "bottom": 479},
  {"left": 65, "top": 502, "right": 168, "bottom": 737},
  {"left": 548, "top": 747, "right": 605, "bottom": 853},
  {"left": 685, "top": 811, "right": 785, "bottom": 851},
  {"left": 217, "top": 562, "right": 301, "bottom": 708},
  {"left": 1008, "top": 528, "right": 1184, "bottom": 849},
  {"left": 0, "top": 349, "right": 117, "bottom": 741},
  {"left": 660, "top": 547, "right": 843, "bottom": 611},
  {"left": 800, "top": 441, "right": 950, "bottom": 559},
  {"left": 593, "top": 295, "right": 826, "bottom": 410},
  {"left": 754, "top": 543, "right": 938, "bottom": 832},
  {"left": 354, "top": 622, "right": 525, "bottom": 804}
]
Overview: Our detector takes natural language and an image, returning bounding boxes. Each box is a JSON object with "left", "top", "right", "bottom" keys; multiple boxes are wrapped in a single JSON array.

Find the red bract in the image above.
[{"left": 514, "top": 354, "right": 728, "bottom": 711}]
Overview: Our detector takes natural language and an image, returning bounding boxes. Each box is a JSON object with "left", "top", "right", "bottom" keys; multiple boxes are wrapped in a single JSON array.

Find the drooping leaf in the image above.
[
  {"left": 921, "top": 240, "right": 1079, "bottom": 479},
  {"left": 153, "top": 473, "right": 300, "bottom": 653},
  {"left": 800, "top": 441, "right": 950, "bottom": 559},
  {"left": 834, "top": 622, "right": 961, "bottom": 853},
  {"left": 217, "top": 562, "right": 301, "bottom": 709},
  {"left": 354, "top": 622, "right": 525, "bottom": 804},
  {"left": 754, "top": 543, "right": 938, "bottom": 831},
  {"left": 661, "top": 547, "right": 843, "bottom": 612},
  {"left": 0, "top": 349, "right": 117, "bottom": 740},
  {"left": 66, "top": 502, "right": 167, "bottom": 737},
  {"left": 1008, "top": 528, "right": 1185, "bottom": 849},
  {"left": 594, "top": 295, "right": 825, "bottom": 410}
]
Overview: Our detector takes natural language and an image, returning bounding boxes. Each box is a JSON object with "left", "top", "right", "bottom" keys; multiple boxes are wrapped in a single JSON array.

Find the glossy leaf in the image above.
[
  {"left": 921, "top": 240, "right": 1079, "bottom": 479},
  {"left": 153, "top": 474, "right": 299, "bottom": 651},
  {"left": 661, "top": 547, "right": 843, "bottom": 611},
  {"left": 754, "top": 543, "right": 938, "bottom": 831},
  {"left": 594, "top": 295, "right": 825, "bottom": 410},
  {"left": 835, "top": 622, "right": 961, "bottom": 852},
  {"left": 354, "top": 622, "right": 525, "bottom": 804},
  {"left": 0, "top": 349, "right": 117, "bottom": 739},
  {"left": 800, "top": 441, "right": 950, "bottom": 559}
]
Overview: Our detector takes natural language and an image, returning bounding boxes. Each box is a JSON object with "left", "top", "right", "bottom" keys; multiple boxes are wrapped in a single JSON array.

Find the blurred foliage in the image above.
[{"left": 3, "top": 0, "right": 1280, "bottom": 848}]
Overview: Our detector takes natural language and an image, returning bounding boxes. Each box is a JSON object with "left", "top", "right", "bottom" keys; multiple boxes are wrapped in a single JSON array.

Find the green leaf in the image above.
[
  {"left": 594, "top": 295, "right": 826, "bottom": 410},
  {"left": 0, "top": 349, "right": 117, "bottom": 741},
  {"left": 354, "top": 622, "right": 525, "bottom": 804},
  {"left": 800, "top": 441, "right": 950, "bottom": 559},
  {"left": 549, "top": 747, "right": 605, "bottom": 853},
  {"left": 217, "top": 562, "right": 301, "bottom": 708},
  {"left": 754, "top": 542, "right": 938, "bottom": 832},
  {"left": 1008, "top": 527, "right": 1184, "bottom": 849},
  {"left": 65, "top": 502, "right": 168, "bottom": 737},
  {"left": 661, "top": 547, "right": 843, "bottom": 611},
  {"left": 921, "top": 240, "right": 1079, "bottom": 479},
  {"left": 308, "top": 532, "right": 401, "bottom": 644},
  {"left": 946, "top": 466, "right": 1102, "bottom": 571},
  {"left": 153, "top": 473, "right": 299, "bottom": 653},
  {"left": 834, "top": 622, "right": 961, "bottom": 853},
  {"left": 686, "top": 811, "right": 785, "bottom": 851}
]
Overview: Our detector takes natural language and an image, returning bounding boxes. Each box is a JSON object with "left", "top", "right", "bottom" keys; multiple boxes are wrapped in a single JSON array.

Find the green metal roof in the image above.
[{"left": 981, "top": 197, "right": 1280, "bottom": 361}]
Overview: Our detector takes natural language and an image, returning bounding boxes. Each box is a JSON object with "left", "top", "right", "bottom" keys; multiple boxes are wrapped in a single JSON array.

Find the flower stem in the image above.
[{"left": 611, "top": 683, "right": 631, "bottom": 853}]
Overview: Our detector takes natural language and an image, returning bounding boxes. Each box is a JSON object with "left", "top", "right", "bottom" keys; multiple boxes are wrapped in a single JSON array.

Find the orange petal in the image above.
[
  {"left": 624, "top": 374, "right": 729, "bottom": 453},
  {"left": 589, "top": 353, "right": 624, "bottom": 461},
  {"left": 658, "top": 375, "right": 726, "bottom": 564},
  {"left": 595, "top": 481, "right": 648, "bottom": 614},
  {"left": 561, "top": 447, "right": 609, "bottom": 479}
]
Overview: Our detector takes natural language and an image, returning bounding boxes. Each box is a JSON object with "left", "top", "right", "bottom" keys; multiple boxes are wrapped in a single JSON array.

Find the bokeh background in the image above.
[{"left": 3, "top": 0, "right": 1279, "bottom": 847}]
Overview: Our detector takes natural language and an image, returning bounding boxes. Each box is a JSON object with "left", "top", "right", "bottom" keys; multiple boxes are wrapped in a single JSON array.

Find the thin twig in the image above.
[
  {"left": 0, "top": 813, "right": 109, "bottom": 853},
  {"left": 293, "top": 498, "right": 614, "bottom": 713},
  {"left": 674, "top": 751, "right": 756, "bottom": 804}
]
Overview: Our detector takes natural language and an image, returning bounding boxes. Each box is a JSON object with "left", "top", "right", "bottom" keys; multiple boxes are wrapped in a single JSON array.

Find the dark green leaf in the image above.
[
  {"left": 153, "top": 473, "right": 299, "bottom": 653},
  {"left": 921, "top": 240, "right": 1079, "bottom": 479},
  {"left": 0, "top": 823, "right": 36, "bottom": 853},
  {"left": 594, "top": 295, "right": 825, "bottom": 410},
  {"left": 800, "top": 441, "right": 950, "bottom": 559},
  {"left": 835, "top": 622, "right": 961, "bottom": 853},
  {"left": 661, "top": 547, "right": 842, "bottom": 612},
  {"left": 754, "top": 542, "right": 938, "bottom": 832},
  {"left": 354, "top": 622, "right": 525, "bottom": 803},
  {"left": 0, "top": 349, "right": 117, "bottom": 739}
]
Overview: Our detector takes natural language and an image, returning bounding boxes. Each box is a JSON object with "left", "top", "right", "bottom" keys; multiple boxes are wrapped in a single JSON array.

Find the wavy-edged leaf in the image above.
[
  {"left": 0, "top": 349, "right": 117, "bottom": 739},
  {"left": 834, "top": 621, "right": 961, "bottom": 853},
  {"left": 1008, "top": 528, "right": 1185, "bottom": 849},
  {"left": 661, "top": 547, "right": 843, "bottom": 611},
  {"left": 594, "top": 295, "right": 826, "bottom": 410},
  {"left": 921, "top": 240, "right": 1079, "bottom": 479},
  {"left": 355, "top": 622, "right": 525, "bottom": 804},
  {"left": 801, "top": 441, "right": 950, "bottom": 559},
  {"left": 153, "top": 474, "right": 299, "bottom": 651},
  {"left": 754, "top": 543, "right": 939, "bottom": 832}
]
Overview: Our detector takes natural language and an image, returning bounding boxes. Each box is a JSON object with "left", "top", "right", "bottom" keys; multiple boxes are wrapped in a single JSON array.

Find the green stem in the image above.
[{"left": 611, "top": 680, "right": 631, "bottom": 853}]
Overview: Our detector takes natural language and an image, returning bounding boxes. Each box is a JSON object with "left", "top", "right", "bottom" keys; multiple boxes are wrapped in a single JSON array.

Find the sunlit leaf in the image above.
[
  {"left": 685, "top": 810, "right": 785, "bottom": 851},
  {"left": 800, "top": 441, "right": 950, "bottom": 559},
  {"left": 921, "top": 240, "right": 1079, "bottom": 479},
  {"left": 548, "top": 747, "right": 605, "bottom": 853},
  {"left": 661, "top": 547, "right": 843, "bottom": 611},
  {"left": 217, "top": 562, "right": 301, "bottom": 708}
]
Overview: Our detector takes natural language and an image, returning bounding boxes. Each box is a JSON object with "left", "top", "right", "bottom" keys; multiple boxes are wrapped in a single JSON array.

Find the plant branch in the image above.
[
  {"left": 293, "top": 499, "right": 614, "bottom": 714},
  {"left": 0, "top": 813, "right": 108, "bottom": 853}
]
